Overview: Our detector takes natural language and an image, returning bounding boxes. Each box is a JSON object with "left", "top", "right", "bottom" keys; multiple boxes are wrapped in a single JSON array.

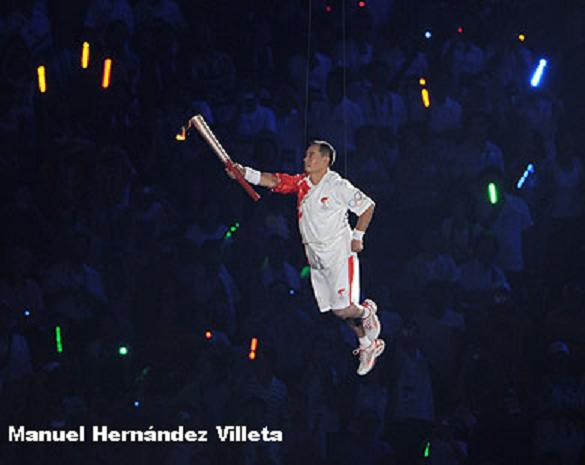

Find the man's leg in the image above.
[
  {"left": 311, "top": 270, "right": 371, "bottom": 347},
  {"left": 329, "top": 253, "right": 370, "bottom": 326},
  {"left": 332, "top": 300, "right": 380, "bottom": 340},
  {"left": 333, "top": 304, "right": 367, "bottom": 342},
  {"left": 343, "top": 313, "right": 367, "bottom": 339},
  {"left": 335, "top": 305, "right": 384, "bottom": 376},
  {"left": 311, "top": 253, "right": 384, "bottom": 375},
  {"left": 329, "top": 253, "right": 381, "bottom": 339},
  {"left": 331, "top": 303, "right": 367, "bottom": 320},
  {"left": 340, "top": 254, "right": 384, "bottom": 375}
]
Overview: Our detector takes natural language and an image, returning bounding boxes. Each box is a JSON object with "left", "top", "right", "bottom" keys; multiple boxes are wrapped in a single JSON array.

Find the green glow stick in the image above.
[
  {"left": 488, "top": 182, "right": 498, "bottom": 204},
  {"left": 424, "top": 441, "right": 431, "bottom": 458},
  {"left": 55, "top": 326, "right": 63, "bottom": 353},
  {"left": 225, "top": 222, "right": 240, "bottom": 239}
]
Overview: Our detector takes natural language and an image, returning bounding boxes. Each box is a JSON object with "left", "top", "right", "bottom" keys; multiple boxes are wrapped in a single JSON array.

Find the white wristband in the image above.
[
  {"left": 244, "top": 167, "right": 261, "bottom": 185},
  {"left": 352, "top": 229, "right": 365, "bottom": 241}
]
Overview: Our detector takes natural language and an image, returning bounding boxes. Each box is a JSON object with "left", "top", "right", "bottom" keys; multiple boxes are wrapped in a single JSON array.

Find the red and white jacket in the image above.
[{"left": 272, "top": 169, "right": 374, "bottom": 268}]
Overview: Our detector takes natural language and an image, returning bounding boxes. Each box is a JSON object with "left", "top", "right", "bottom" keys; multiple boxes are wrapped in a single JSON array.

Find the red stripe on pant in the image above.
[{"left": 348, "top": 255, "right": 354, "bottom": 304}]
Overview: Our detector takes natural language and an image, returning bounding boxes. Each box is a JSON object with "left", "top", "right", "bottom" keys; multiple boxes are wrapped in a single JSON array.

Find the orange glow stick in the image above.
[
  {"left": 81, "top": 42, "right": 90, "bottom": 69},
  {"left": 101, "top": 58, "right": 112, "bottom": 89},
  {"left": 37, "top": 66, "right": 47, "bottom": 93},
  {"left": 421, "top": 88, "right": 431, "bottom": 108},
  {"left": 248, "top": 337, "right": 258, "bottom": 360}
]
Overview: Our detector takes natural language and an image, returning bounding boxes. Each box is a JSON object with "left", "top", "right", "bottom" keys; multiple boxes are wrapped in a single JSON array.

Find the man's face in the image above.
[{"left": 304, "top": 144, "right": 330, "bottom": 174}]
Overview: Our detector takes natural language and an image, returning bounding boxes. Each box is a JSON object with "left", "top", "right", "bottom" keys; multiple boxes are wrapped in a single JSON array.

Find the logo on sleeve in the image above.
[{"left": 348, "top": 191, "right": 365, "bottom": 208}]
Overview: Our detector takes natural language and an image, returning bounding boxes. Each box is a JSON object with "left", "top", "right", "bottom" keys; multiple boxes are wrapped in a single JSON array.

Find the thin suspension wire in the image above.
[
  {"left": 342, "top": 0, "right": 348, "bottom": 176},
  {"left": 303, "top": 0, "right": 312, "bottom": 145}
]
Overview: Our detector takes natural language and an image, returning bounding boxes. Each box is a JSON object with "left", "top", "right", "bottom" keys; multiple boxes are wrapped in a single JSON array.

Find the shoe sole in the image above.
[{"left": 357, "top": 339, "right": 385, "bottom": 376}]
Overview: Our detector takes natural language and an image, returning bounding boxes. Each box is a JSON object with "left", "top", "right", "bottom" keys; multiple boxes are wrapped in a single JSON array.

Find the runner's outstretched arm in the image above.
[{"left": 226, "top": 163, "right": 280, "bottom": 188}]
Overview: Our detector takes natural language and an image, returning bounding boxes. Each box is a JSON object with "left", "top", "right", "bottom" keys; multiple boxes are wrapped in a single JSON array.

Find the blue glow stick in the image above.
[
  {"left": 516, "top": 163, "right": 535, "bottom": 189},
  {"left": 530, "top": 59, "right": 547, "bottom": 87}
]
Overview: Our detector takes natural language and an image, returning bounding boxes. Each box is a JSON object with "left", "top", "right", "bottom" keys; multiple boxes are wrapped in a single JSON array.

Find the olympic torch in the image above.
[{"left": 176, "top": 115, "right": 261, "bottom": 202}]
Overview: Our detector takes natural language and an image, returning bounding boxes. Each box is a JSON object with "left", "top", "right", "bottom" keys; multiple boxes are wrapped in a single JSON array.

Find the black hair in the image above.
[{"left": 309, "top": 140, "right": 336, "bottom": 166}]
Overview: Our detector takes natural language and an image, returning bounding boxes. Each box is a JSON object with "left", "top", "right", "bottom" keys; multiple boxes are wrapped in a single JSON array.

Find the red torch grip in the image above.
[{"left": 225, "top": 160, "right": 261, "bottom": 202}]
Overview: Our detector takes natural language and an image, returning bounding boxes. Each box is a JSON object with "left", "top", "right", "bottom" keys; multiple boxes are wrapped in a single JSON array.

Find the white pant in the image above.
[{"left": 309, "top": 252, "right": 360, "bottom": 312}]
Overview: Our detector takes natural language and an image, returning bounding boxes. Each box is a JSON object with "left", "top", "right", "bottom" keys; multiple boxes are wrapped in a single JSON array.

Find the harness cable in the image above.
[
  {"left": 304, "top": 0, "right": 349, "bottom": 177},
  {"left": 342, "top": 0, "right": 348, "bottom": 177},
  {"left": 303, "top": 0, "right": 313, "bottom": 145}
]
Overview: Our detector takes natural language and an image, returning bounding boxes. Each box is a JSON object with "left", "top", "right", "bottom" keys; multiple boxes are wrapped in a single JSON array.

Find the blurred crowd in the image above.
[{"left": 1, "top": 0, "right": 585, "bottom": 464}]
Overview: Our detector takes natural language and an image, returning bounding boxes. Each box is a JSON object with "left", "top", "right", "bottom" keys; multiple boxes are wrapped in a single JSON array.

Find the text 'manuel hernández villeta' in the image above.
[{"left": 8, "top": 425, "right": 283, "bottom": 443}]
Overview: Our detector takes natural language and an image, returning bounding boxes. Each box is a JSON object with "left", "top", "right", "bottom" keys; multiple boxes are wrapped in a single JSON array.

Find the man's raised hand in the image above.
[{"left": 226, "top": 163, "right": 245, "bottom": 180}]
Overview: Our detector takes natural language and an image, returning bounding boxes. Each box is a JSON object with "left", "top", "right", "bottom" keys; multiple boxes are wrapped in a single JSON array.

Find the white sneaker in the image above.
[
  {"left": 353, "top": 338, "right": 385, "bottom": 376},
  {"left": 362, "top": 299, "right": 381, "bottom": 341}
]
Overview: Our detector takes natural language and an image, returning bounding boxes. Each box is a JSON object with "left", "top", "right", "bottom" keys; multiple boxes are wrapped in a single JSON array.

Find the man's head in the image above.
[{"left": 304, "top": 140, "right": 336, "bottom": 174}]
